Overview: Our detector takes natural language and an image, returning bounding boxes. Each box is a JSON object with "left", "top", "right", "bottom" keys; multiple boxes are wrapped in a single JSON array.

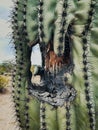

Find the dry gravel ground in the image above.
[
  {"left": 0, "top": 87, "right": 20, "bottom": 130},
  {"left": 0, "top": 76, "right": 40, "bottom": 130}
]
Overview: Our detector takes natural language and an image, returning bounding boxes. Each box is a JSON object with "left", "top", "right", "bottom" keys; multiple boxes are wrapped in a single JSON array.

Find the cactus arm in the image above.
[
  {"left": 12, "top": 1, "right": 29, "bottom": 128},
  {"left": 12, "top": 1, "right": 41, "bottom": 130}
]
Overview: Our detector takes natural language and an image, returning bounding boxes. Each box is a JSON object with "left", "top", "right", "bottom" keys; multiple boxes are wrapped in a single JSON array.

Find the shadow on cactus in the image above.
[{"left": 11, "top": 0, "right": 98, "bottom": 130}]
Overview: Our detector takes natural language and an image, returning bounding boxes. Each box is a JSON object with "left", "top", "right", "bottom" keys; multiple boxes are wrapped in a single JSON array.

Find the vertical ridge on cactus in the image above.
[
  {"left": 11, "top": 0, "right": 98, "bottom": 130},
  {"left": 40, "top": 102, "right": 47, "bottom": 130},
  {"left": 65, "top": 102, "right": 71, "bottom": 130},
  {"left": 90, "top": 1, "right": 98, "bottom": 129},
  {"left": 77, "top": 0, "right": 96, "bottom": 129},
  {"left": 38, "top": 0, "right": 46, "bottom": 67},
  {"left": 53, "top": 0, "right": 69, "bottom": 56}
]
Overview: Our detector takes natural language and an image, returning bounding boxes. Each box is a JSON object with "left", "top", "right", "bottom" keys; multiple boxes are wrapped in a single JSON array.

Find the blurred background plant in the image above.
[
  {"left": 0, "top": 61, "right": 14, "bottom": 93},
  {"left": 0, "top": 61, "right": 14, "bottom": 74},
  {"left": 0, "top": 75, "right": 9, "bottom": 93}
]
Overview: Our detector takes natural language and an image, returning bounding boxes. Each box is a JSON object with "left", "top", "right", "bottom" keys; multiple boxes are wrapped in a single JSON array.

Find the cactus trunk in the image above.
[{"left": 12, "top": 0, "right": 98, "bottom": 130}]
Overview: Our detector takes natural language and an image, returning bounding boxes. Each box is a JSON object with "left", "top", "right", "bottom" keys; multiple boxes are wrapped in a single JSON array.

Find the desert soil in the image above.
[
  {"left": 0, "top": 87, "right": 20, "bottom": 130},
  {"left": 0, "top": 76, "right": 40, "bottom": 130}
]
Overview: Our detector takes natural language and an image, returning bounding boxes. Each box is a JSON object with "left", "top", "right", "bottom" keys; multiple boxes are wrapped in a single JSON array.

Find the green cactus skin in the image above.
[
  {"left": 90, "top": 1, "right": 98, "bottom": 129},
  {"left": 53, "top": 0, "right": 69, "bottom": 56},
  {"left": 81, "top": 1, "right": 96, "bottom": 129},
  {"left": 11, "top": 0, "right": 98, "bottom": 130}
]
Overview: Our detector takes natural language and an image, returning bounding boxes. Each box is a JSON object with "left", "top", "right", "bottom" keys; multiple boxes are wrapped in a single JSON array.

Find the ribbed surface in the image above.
[{"left": 12, "top": 0, "right": 98, "bottom": 130}]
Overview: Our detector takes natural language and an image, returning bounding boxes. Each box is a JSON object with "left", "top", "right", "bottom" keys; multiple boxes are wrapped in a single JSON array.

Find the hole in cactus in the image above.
[
  {"left": 30, "top": 44, "right": 42, "bottom": 84},
  {"left": 29, "top": 41, "right": 76, "bottom": 106},
  {"left": 31, "top": 44, "right": 42, "bottom": 66}
]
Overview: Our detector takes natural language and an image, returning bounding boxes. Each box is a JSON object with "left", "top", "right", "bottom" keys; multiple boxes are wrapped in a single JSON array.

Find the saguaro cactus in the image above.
[{"left": 11, "top": 0, "right": 98, "bottom": 130}]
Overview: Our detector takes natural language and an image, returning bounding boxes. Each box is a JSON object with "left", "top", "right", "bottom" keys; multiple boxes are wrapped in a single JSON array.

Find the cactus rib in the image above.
[
  {"left": 37, "top": 1, "right": 47, "bottom": 129},
  {"left": 82, "top": 1, "right": 96, "bottom": 129},
  {"left": 38, "top": 0, "right": 46, "bottom": 67},
  {"left": 65, "top": 102, "right": 71, "bottom": 130},
  {"left": 40, "top": 102, "right": 47, "bottom": 130},
  {"left": 58, "top": 0, "right": 69, "bottom": 56}
]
